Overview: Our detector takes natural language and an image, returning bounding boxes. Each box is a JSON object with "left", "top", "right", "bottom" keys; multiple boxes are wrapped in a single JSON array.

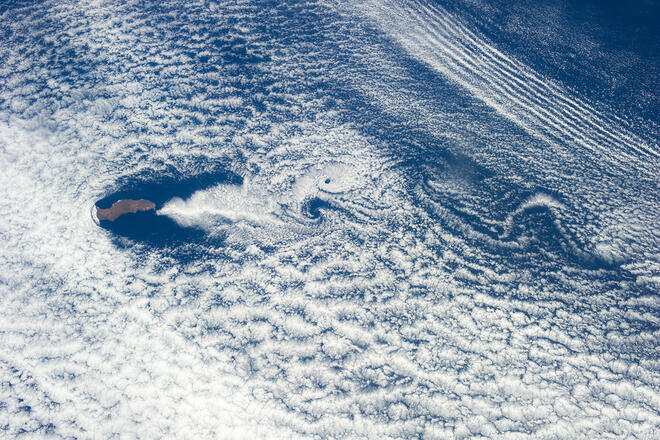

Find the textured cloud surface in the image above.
[{"left": 1, "top": 0, "right": 658, "bottom": 438}]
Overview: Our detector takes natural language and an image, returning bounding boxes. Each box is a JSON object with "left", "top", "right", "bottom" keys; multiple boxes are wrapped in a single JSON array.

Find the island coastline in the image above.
[{"left": 96, "top": 199, "right": 156, "bottom": 222}]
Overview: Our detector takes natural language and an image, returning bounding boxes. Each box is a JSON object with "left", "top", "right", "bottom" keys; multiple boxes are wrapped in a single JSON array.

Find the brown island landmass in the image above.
[{"left": 96, "top": 199, "right": 156, "bottom": 222}]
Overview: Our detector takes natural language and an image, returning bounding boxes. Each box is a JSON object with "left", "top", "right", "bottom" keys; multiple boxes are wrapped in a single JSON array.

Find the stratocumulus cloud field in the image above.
[{"left": 1, "top": 0, "right": 658, "bottom": 438}]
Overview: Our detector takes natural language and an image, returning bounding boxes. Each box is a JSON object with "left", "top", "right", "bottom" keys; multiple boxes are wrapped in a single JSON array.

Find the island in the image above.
[{"left": 96, "top": 199, "right": 156, "bottom": 222}]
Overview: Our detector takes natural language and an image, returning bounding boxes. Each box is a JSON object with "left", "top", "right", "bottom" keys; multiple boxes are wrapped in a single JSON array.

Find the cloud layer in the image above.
[{"left": 1, "top": 0, "right": 658, "bottom": 438}]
